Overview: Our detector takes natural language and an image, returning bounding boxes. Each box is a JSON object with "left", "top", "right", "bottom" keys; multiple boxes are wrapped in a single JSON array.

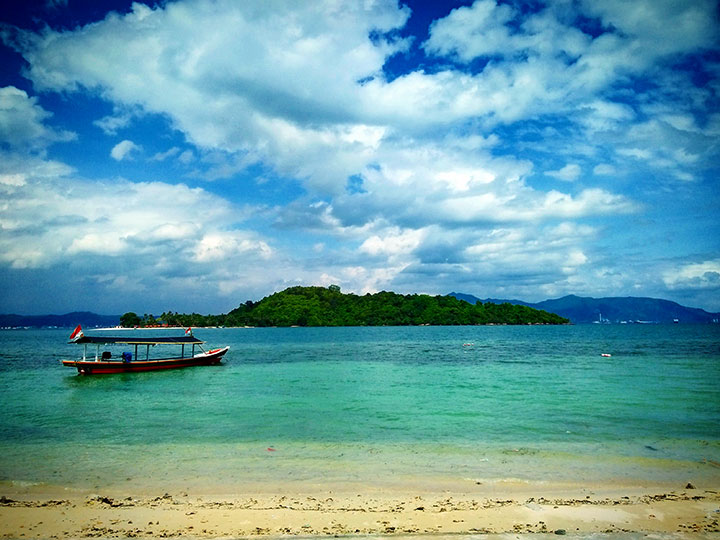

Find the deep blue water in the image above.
[{"left": 0, "top": 325, "right": 718, "bottom": 491}]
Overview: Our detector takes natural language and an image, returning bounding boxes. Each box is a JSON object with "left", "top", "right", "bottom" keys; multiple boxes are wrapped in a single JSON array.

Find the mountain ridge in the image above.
[
  {"left": 448, "top": 292, "right": 720, "bottom": 324},
  {"left": 0, "top": 312, "right": 119, "bottom": 328}
]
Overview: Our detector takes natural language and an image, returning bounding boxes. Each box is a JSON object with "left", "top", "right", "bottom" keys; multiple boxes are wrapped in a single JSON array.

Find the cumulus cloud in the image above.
[
  {"left": 359, "top": 227, "right": 426, "bottom": 259},
  {"left": 11, "top": 1, "right": 409, "bottom": 187},
  {"left": 0, "top": 86, "right": 75, "bottom": 151},
  {"left": 463, "top": 226, "right": 590, "bottom": 278},
  {"left": 663, "top": 259, "right": 720, "bottom": 291},
  {"left": 110, "top": 139, "right": 141, "bottom": 160},
  {"left": 0, "top": 155, "right": 285, "bottom": 312},
  {"left": 9, "top": 0, "right": 714, "bottom": 196},
  {"left": 581, "top": 0, "right": 718, "bottom": 58},
  {"left": 425, "top": 0, "right": 589, "bottom": 63},
  {"left": 0, "top": 87, "right": 271, "bottom": 302},
  {"left": 93, "top": 105, "right": 140, "bottom": 135},
  {"left": 1, "top": 174, "right": 236, "bottom": 267},
  {"left": 421, "top": 0, "right": 718, "bottom": 134},
  {"left": 0, "top": 0, "right": 717, "bottom": 309},
  {"left": 194, "top": 232, "right": 272, "bottom": 263},
  {"left": 546, "top": 164, "right": 581, "bottom": 182}
]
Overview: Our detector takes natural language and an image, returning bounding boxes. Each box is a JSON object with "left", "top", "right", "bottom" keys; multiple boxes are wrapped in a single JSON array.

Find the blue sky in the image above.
[{"left": 1, "top": 0, "right": 719, "bottom": 315}]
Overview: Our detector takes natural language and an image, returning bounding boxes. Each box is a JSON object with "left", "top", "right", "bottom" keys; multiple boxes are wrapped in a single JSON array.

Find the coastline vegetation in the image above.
[{"left": 120, "top": 286, "right": 569, "bottom": 327}]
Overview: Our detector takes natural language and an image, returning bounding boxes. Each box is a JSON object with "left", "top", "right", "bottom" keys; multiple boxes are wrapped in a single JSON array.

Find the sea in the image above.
[{"left": 0, "top": 324, "right": 719, "bottom": 494}]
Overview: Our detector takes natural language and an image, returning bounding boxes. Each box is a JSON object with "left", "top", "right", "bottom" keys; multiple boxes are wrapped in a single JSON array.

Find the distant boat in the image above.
[{"left": 62, "top": 325, "right": 229, "bottom": 375}]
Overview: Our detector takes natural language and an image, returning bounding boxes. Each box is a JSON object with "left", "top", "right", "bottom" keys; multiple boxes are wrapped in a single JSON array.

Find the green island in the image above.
[{"left": 120, "top": 286, "right": 569, "bottom": 327}]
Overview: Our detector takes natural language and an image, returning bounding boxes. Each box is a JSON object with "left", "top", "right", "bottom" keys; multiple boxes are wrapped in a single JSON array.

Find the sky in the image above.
[{"left": 0, "top": 0, "right": 719, "bottom": 316}]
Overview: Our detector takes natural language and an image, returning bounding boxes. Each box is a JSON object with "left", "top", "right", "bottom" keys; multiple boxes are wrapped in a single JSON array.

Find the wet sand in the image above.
[{"left": 1, "top": 481, "right": 719, "bottom": 538}]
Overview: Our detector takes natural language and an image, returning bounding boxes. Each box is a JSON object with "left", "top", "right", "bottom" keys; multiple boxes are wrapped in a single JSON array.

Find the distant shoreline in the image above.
[
  {"left": 3, "top": 289, "right": 719, "bottom": 328},
  {"left": 9, "top": 321, "right": 720, "bottom": 331}
]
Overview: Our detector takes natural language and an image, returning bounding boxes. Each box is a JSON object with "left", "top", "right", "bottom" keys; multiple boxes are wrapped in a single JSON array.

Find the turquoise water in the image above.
[{"left": 0, "top": 325, "right": 719, "bottom": 492}]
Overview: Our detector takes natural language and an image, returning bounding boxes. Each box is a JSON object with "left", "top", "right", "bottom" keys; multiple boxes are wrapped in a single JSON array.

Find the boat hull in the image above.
[{"left": 62, "top": 347, "right": 229, "bottom": 375}]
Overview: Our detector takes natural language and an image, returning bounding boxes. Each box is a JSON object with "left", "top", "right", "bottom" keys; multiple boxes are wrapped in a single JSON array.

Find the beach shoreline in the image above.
[{"left": 2, "top": 480, "right": 718, "bottom": 538}]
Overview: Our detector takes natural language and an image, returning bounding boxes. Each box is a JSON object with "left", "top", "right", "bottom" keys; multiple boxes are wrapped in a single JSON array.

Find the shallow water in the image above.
[{"left": 0, "top": 325, "right": 719, "bottom": 492}]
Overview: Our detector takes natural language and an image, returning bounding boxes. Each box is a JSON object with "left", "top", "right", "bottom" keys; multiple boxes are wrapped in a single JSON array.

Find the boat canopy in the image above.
[{"left": 70, "top": 335, "right": 205, "bottom": 345}]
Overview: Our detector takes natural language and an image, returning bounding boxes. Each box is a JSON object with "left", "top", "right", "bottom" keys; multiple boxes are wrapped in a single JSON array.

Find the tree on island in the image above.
[
  {"left": 121, "top": 286, "right": 569, "bottom": 328},
  {"left": 119, "top": 312, "right": 141, "bottom": 327}
]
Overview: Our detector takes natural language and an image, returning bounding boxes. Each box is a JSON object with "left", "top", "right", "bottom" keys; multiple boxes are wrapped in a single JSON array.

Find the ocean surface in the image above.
[{"left": 0, "top": 324, "right": 719, "bottom": 493}]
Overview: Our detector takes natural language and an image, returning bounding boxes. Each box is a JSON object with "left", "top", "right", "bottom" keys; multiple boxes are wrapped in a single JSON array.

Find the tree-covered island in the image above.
[{"left": 121, "top": 286, "right": 569, "bottom": 327}]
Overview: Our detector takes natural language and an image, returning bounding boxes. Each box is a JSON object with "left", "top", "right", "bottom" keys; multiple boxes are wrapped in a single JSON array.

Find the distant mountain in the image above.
[
  {"left": 450, "top": 292, "right": 534, "bottom": 307},
  {"left": 0, "top": 312, "right": 119, "bottom": 328},
  {"left": 448, "top": 293, "right": 720, "bottom": 324}
]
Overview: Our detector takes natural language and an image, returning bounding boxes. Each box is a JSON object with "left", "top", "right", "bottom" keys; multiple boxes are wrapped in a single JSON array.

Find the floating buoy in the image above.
[{"left": 601, "top": 353, "right": 612, "bottom": 357}]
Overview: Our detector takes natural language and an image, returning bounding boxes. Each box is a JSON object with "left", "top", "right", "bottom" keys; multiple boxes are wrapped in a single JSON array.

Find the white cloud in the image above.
[
  {"left": 359, "top": 227, "right": 426, "bottom": 258},
  {"left": 454, "top": 222, "right": 593, "bottom": 289},
  {"left": 0, "top": 85, "right": 280, "bottom": 311},
  {"left": 593, "top": 164, "right": 616, "bottom": 176},
  {"left": 110, "top": 139, "right": 141, "bottom": 160},
  {"left": 423, "top": 0, "right": 516, "bottom": 61},
  {"left": 328, "top": 138, "right": 634, "bottom": 229},
  {"left": 663, "top": 259, "right": 720, "bottom": 291},
  {"left": 0, "top": 173, "right": 26, "bottom": 186},
  {"left": 0, "top": 172, "right": 262, "bottom": 269},
  {"left": 660, "top": 114, "right": 697, "bottom": 132},
  {"left": 580, "top": 100, "right": 635, "bottom": 132},
  {"left": 436, "top": 168, "right": 495, "bottom": 192},
  {"left": 435, "top": 187, "right": 635, "bottom": 223},
  {"left": 195, "top": 232, "right": 272, "bottom": 263},
  {"left": 151, "top": 146, "right": 179, "bottom": 161},
  {"left": 611, "top": 116, "right": 714, "bottom": 181},
  {"left": 0, "top": 149, "right": 75, "bottom": 190},
  {"left": 0, "top": 86, "right": 75, "bottom": 151},
  {"left": 1, "top": 0, "right": 717, "bottom": 311},
  {"left": 546, "top": 163, "right": 581, "bottom": 182},
  {"left": 424, "top": 0, "right": 590, "bottom": 63},
  {"left": 420, "top": 0, "right": 717, "bottom": 135},
  {"left": 14, "top": 0, "right": 409, "bottom": 188},
  {"left": 68, "top": 232, "right": 128, "bottom": 256},
  {"left": 581, "top": 0, "right": 718, "bottom": 58},
  {"left": 93, "top": 105, "right": 141, "bottom": 135},
  {"left": 178, "top": 149, "right": 194, "bottom": 164},
  {"left": 150, "top": 146, "right": 194, "bottom": 165},
  {"left": 10, "top": 0, "right": 715, "bottom": 197},
  {"left": 617, "top": 148, "right": 652, "bottom": 161}
]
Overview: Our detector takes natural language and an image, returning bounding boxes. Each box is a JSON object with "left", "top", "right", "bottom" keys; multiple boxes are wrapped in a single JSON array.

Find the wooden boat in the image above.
[{"left": 62, "top": 325, "right": 229, "bottom": 375}]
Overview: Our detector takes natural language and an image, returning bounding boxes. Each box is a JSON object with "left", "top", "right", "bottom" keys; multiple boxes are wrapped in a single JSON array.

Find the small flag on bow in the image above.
[{"left": 69, "top": 325, "right": 84, "bottom": 342}]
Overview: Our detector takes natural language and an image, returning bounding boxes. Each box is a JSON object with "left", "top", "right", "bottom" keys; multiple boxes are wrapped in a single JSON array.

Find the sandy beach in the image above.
[{"left": 2, "top": 479, "right": 719, "bottom": 538}]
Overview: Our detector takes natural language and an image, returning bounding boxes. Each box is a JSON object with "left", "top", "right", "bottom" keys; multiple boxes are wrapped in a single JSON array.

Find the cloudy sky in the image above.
[{"left": 1, "top": 0, "right": 719, "bottom": 316}]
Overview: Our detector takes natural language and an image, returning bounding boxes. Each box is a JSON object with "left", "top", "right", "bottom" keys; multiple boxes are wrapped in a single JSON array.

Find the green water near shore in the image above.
[{"left": 1, "top": 325, "right": 719, "bottom": 491}]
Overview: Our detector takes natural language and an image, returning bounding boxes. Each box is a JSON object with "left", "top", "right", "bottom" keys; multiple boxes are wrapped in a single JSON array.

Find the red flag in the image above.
[{"left": 69, "top": 325, "right": 84, "bottom": 342}]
